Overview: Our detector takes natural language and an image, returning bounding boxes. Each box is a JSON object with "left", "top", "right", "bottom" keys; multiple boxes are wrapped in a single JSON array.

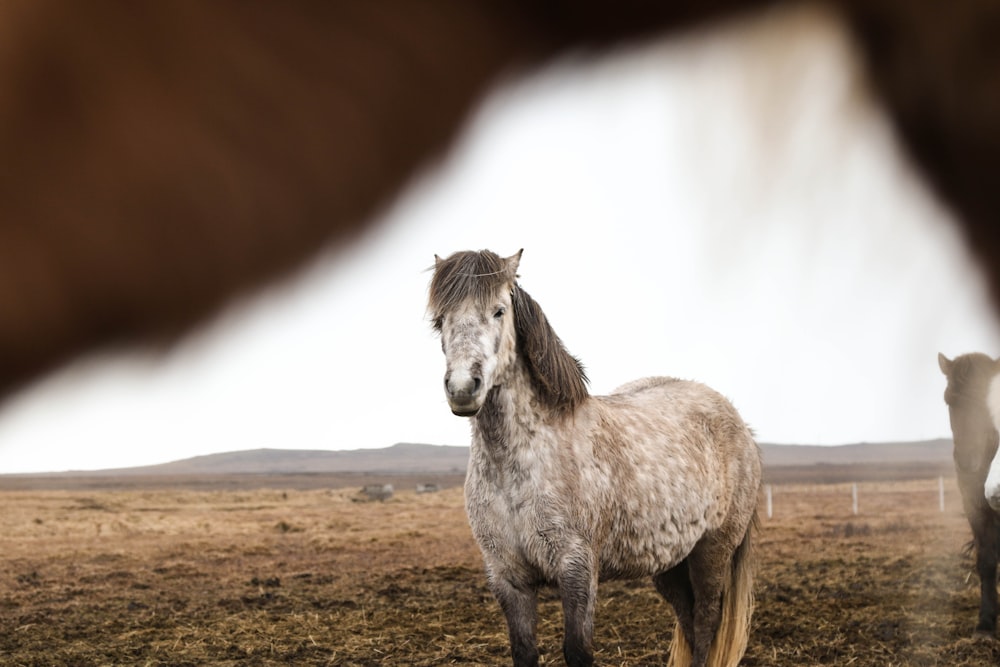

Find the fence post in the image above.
[
  {"left": 765, "top": 484, "right": 773, "bottom": 519},
  {"left": 938, "top": 476, "right": 945, "bottom": 512}
]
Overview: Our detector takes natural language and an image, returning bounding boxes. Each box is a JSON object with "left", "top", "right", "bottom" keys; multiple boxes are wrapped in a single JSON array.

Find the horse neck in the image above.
[
  {"left": 988, "top": 372, "right": 1000, "bottom": 429},
  {"left": 950, "top": 394, "right": 1000, "bottom": 476},
  {"left": 470, "top": 356, "right": 557, "bottom": 464}
]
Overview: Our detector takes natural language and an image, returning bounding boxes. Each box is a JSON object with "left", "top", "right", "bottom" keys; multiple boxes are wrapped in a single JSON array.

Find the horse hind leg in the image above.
[
  {"left": 972, "top": 510, "right": 1000, "bottom": 635},
  {"left": 680, "top": 524, "right": 756, "bottom": 667},
  {"left": 653, "top": 560, "right": 696, "bottom": 666},
  {"left": 687, "top": 548, "right": 728, "bottom": 667}
]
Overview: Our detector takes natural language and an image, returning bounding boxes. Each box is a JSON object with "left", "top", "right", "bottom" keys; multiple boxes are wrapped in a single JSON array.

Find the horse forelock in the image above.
[
  {"left": 428, "top": 250, "right": 513, "bottom": 323},
  {"left": 428, "top": 250, "right": 588, "bottom": 413},
  {"left": 512, "top": 285, "right": 589, "bottom": 413}
]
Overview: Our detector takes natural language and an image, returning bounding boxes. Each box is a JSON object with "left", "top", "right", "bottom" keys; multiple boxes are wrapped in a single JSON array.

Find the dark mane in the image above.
[
  {"left": 512, "top": 285, "right": 589, "bottom": 413},
  {"left": 428, "top": 250, "right": 512, "bottom": 323}
]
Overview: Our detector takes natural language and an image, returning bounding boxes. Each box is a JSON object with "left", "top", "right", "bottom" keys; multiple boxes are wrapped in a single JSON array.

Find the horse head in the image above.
[
  {"left": 939, "top": 353, "right": 1000, "bottom": 501},
  {"left": 428, "top": 249, "right": 522, "bottom": 416}
]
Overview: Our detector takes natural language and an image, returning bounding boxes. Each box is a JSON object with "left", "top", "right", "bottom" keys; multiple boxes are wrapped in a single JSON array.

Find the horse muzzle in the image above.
[
  {"left": 986, "top": 467, "right": 1000, "bottom": 512},
  {"left": 987, "top": 481, "right": 1000, "bottom": 513},
  {"left": 445, "top": 369, "right": 484, "bottom": 417},
  {"left": 450, "top": 404, "right": 481, "bottom": 417}
]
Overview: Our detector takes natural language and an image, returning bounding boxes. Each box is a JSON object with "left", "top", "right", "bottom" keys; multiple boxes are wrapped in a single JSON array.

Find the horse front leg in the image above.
[
  {"left": 489, "top": 573, "right": 540, "bottom": 667},
  {"left": 976, "top": 552, "right": 998, "bottom": 636},
  {"left": 973, "top": 515, "right": 999, "bottom": 635},
  {"left": 558, "top": 556, "right": 598, "bottom": 667}
]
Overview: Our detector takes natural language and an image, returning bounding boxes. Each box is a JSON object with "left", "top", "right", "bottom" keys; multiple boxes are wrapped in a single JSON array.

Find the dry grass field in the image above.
[{"left": 2, "top": 474, "right": 999, "bottom": 666}]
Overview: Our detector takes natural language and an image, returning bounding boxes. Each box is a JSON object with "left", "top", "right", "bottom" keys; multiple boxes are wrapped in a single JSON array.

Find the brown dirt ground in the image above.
[{"left": 1, "top": 475, "right": 998, "bottom": 666}]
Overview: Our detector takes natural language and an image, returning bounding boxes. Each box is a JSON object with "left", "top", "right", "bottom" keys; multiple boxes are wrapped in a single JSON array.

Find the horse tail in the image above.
[
  {"left": 666, "top": 619, "right": 692, "bottom": 667},
  {"left": 667, "top": 512, "right": 757, "bottom": 667}
]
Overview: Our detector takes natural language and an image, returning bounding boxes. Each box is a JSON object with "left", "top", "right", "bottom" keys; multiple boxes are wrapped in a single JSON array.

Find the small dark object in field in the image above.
[
  {"left": 357, "top": 484, "right": 393, "bottom": 502},
  {"left": 250, "top": 576, "right": 281, "bottom": 588}
]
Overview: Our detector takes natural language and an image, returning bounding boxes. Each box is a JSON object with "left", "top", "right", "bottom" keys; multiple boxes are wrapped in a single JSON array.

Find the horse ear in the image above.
[
  {"left": 938, "top": 353, "right": 953, "bottom": 375},
  {"left": 504, "top": 249, "right": 523, "bottom": 280},
  {"left": 434, "top": 254, "right": 443, "bottom": 268}
]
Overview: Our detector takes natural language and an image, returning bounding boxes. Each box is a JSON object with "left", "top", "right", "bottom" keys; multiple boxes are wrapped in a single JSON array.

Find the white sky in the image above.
[{"left": 1, "top": 7, "right": 998, "bottom": 474}]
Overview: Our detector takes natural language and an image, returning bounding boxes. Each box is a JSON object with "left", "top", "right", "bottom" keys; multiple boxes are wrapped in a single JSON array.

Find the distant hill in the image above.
[
  {"left": 759, "top": 439, "right": 952, "bottom": 466},
  {"left": 758, "top": 439, "right": 954, "bottom": 484},
  {"left": 5, "top": 439, "right": 954, "bottom": 478},
  {"left": 26, "top": 443, "right": 470, "bottom": 477}
]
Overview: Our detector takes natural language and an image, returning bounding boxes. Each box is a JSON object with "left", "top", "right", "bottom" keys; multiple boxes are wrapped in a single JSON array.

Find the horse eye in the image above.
[
  {"left": 433, "top": 316, "right": 444, "bottom": 331},
  {"left": 493, "top": 307, "right": 506, "bottom": 319}
]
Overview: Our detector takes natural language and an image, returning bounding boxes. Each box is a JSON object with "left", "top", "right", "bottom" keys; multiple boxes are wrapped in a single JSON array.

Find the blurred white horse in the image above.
[{"left": 939, "top": 352, "right": 1000, "bottom": 635}]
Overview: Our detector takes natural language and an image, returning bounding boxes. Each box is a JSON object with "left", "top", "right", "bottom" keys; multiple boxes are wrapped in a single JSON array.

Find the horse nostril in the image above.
[{"left": 444, "top": 370, "right": 482, "bottom": 400}]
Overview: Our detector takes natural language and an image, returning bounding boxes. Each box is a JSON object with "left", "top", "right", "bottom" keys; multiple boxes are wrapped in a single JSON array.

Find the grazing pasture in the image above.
[{"left": 1, "top": 473, "right": 999, "bottom": 666}]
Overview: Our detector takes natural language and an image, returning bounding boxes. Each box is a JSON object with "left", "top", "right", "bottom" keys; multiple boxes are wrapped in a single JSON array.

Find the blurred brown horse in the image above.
[{"left": 1, "top": 1, "right": 999, "bottom": 396}]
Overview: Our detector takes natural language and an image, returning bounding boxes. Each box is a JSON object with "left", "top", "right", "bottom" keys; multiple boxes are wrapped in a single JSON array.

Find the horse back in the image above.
[{"left": 604, "top": 376, "right": 757, "bottom": 469}]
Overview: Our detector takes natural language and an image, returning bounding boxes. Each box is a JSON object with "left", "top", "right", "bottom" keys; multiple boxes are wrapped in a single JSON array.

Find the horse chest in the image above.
[{"left": 465, "top": 470, "right": 573, "bottom": 579}]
